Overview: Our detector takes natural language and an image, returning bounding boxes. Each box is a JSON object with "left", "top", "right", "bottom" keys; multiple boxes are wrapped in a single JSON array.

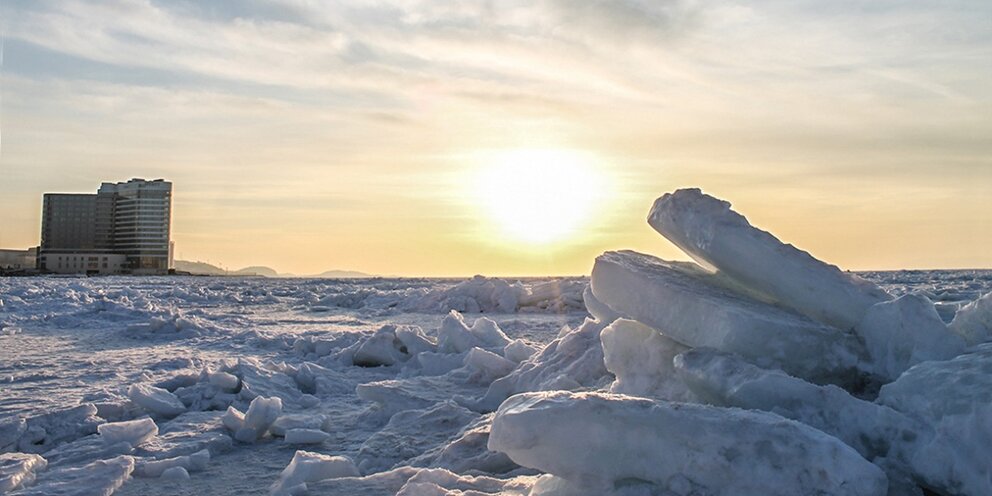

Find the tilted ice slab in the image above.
[
  {"left": 648, "top": 188, "right": 891, "bottom": 330},
  {"left": 271, "top": 450, "right": 359, "bottom": 496},
  {"left": 878, "top": 344, "right": 992, "bottom": 496},
  {"left": 489, "top": 391, "right": 887, "bottom": 496},
  {"left": 949, "top": 291, "right": 992, "bottom": 346},
  {"left": 591, "top": 250, "right": 865, "bottom": 384},
  {"left": 601, "top": 319, "right": 695, "bottom": 402}
]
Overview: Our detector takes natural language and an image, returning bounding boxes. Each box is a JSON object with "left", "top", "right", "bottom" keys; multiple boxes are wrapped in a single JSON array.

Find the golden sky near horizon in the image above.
[{"left": 0, "top": 1, "right": 990, "bottom": 276}]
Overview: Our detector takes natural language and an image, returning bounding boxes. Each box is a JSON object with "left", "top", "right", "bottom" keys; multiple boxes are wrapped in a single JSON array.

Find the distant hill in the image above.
[
  {"left": 173, "top": 260, "right": 372, "bottom": 278},
  {"left": 233, "top": 266, "right": 279, "bottom": 277}
]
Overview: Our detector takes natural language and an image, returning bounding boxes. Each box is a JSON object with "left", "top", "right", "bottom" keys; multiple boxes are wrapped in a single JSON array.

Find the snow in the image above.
[
  {"left": 648, "top": 188, "right": 891, "bottom": 330},
  {"left": 591, "top": 250, "right": 865, "bottom": 385},
  {"left": 489, "top": 391, "right": 888, "bottom": 496},
  {"left": 857, "top": 294, "right": 966, "bottom": 380},
  {"left": 97, "top": 418, "right": 158, "bottom": 448},
  {"left": 2, "top": 188, "right": 991, "bottom": 496}
]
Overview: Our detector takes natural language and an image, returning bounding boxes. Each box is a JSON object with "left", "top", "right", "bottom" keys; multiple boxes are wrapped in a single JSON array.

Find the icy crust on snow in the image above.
[
  {"left": 489, "top": 391, "right": 888, "bottom": 496},
  {"left": 591, "top": 250, "right": 865, "bottom": 384},
  {"left": 649, "top": 188, "right": 891, "bottom": 330}
]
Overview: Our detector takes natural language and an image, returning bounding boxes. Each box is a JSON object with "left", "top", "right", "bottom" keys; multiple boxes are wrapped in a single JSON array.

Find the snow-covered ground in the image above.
[{"left": 2, "top": 189, "right": 991, "bottom": 496}]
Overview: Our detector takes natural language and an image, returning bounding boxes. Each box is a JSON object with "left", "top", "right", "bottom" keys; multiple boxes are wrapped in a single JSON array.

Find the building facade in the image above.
[{"left": 37, "top": 178, "right": 173, "bottom": 275}]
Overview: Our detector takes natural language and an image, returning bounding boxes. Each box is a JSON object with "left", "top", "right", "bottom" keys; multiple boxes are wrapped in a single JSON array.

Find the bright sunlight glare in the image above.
[{"left": 473, "top": 149, "right": 608, "bottom": 245}]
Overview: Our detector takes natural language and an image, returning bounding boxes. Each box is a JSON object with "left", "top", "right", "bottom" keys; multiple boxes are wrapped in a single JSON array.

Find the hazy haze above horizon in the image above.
[{"left": 1, "top": 0, "right": 989, "bottom": 276}]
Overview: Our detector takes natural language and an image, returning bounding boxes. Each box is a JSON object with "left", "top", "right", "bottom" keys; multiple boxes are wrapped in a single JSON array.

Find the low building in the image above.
[
  {"left": 36, "top": 252, "right": 127, "bottom": 275},
  {"left": 0, "top": 248, "right": 38, "bottom": 271}
]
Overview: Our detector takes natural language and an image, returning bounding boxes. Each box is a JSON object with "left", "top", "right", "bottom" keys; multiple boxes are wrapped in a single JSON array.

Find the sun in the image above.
[{"left": 471, "top": 149, "right": 608, "bottom": 245}]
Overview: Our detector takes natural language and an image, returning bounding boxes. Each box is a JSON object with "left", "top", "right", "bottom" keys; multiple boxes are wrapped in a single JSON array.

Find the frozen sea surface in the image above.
[{"left": 0, "top": 269, "right": 989, "bottom": 495}]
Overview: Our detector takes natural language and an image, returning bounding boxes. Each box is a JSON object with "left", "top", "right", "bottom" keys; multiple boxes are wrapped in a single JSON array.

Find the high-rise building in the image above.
[{"left": 37, "top": 178, "right": 173, "bottom": 275}]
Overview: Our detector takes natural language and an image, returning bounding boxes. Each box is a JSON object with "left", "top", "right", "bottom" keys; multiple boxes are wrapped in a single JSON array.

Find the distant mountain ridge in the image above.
[{"left": 173, "top": 260, "right": 372, "bottom": 278}]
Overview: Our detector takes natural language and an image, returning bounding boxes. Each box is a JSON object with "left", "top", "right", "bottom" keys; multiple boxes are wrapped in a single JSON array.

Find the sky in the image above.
[{"left": 0, "top": 0, "right": 990, "bottom": 276}]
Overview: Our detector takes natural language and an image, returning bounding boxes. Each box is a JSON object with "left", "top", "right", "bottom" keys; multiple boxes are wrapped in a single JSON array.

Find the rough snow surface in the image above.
[{"left": 2, "top": 208, "right": 990, "bottom": 496}]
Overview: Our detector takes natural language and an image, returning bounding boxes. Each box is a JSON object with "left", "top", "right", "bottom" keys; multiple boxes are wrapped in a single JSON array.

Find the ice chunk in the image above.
[
  {"left": 878, "top": 344, "right": 992, "bottom": 496},
  {"left": 591, "top": 250, "right": 864, "bottom": 384},
  {"left": 0, "top": 453, "right": 47, "bottom": 493},
  {"left": 582, "top": 285, "right": 621, "bottom": 323},
  {"left": 235, "top": 396, "right": 282, "bottom": 442},
  {"left": 160, "top": 466, "right": 189, "bottom": 481},
  {"left": 674, "top": 348, "right": 924, "bottom": 463},
  {"left": 284, "top": 429, "right": 330, "bottom": 445},
  {"left": 270, "top": 414, "right": 329, "bottom": 437},
  {"left": 221, "top": 406, "right": 245, "bottom": 432},
  {"left": 601, "top": 319, "right": 695, "bottom": 401},
  {"left": 17, "top": 404, "right": 102, "bottom": 453},
  {"left": 477, "top": 318, "right": 610, "bottom": 411},
  {"left": 502, "top": 339, "right": 538, "bottom": 363},
  {"left": 462, "top": 348, "right": 516, "bottom": 384},
  {"left": 437, "top": 311, "right": 511, "bottom": 354},
  {"left": 949, "top": 291, "right": 992, "bottom": 345},
  {"left": 128, "top": 384, "right": 187, "bottom": 418},
  {"left": 489, "top": 391, "right": 887, "bottom": 496},
  {"left": 207, "top": 371, "right": 240, "bottom": 391},
  {"left": 407, "top": 414, "right": 517, "bottom": 475},
  {"left": 16, "top": 455, "right": 134, "bottom": 496},
  {"left": 271, "top": 451, "right": 359, "bottom": 495},
  {"left": 648, "top": 188, "right": 891, "bottom": 329},
  {"left": 137, "top": 449, "right": 209, "bottom": 477},
  {"left": 356, "top": 401, "right": 478, "bottom": 474},
  {"left": 857, "top": 294, "right": 966, "bottom": 380},
  {"left": 353, "top": 325, "right": 414, "bottom": 367},
  {"left": 97, "top": 418, "right": 158, "bottom": 447}
]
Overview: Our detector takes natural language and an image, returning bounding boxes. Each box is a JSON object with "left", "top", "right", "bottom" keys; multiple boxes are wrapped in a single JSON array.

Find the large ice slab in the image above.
[
  {"left": 591, "top": 250, "right": 865, "bottom": 383},
  {"left": 128, "top": 384, "right": 187, "bottom": 418},
  {"left": 648, "top": 188, "right": 891, "bottom": 329},
  {"left": 878, "top": 344, "right": 992, "bottom": 496},
  {"left": 271, "top": 450, "right": 359, "bottom": 496},
  {"left": 489, "top": 391, "right": 887, "bottom": 496},
  {"left": 15, "top": 455, "right": 135, "bottom": 496}
]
